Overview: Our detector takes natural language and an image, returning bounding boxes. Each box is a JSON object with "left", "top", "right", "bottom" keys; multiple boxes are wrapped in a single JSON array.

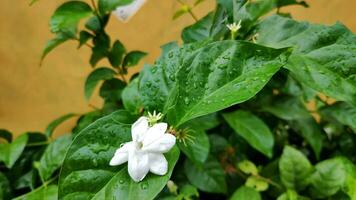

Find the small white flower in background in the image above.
[
  {"left": 226, "top": 20, "right": 242, "bottom": 33},
  {"left": 113, "top": 0, "right": 147, "bottom": 22},
  {"left": 109, "top": 115, "right": 176, "bottom": 182}
]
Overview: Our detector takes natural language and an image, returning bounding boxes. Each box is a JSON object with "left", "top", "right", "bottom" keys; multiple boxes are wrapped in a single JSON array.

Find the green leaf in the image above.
[
  {"left": 79, "top": 30, "right": 93, "bottom": 48},
  {"left": 90, "top": 32, "right": 111, "bottom": 67},
  {"left": 279, "top": 146, "right": 313, "bottom": 191},
  {"left": 277, "top": 190, "right": 309, "bottom": 200},
  {"left": 72, "top": 111, "right": 103, "bottom": 135},
  {"left": 13, "top": 169, "right": 36, "bottom": 190},
  {"left": 58, "top": 110, "right": 180, "bottom": 200},
  {"left": 37, "top": 135, "right": 72, "bottom": 181},
  {"left": 122, "top": 51, "right": 147, "bottom": 67},
  {"left": 237, "top": 160, "right": 258, "bottom": 175},
  {"left": 172, "top": 5, "right": 189, "bottom": 20},
  {"left": 0, "top": 172, "right": 11, "bottom": 200},
  {"left": 178, "top": 129, "right": 210, "bottom": 165},
  {"left": 99, "top": 78, "right": 126, "bottom": 101},
  {"left": 109, "top": 40, "right": 126, "bottom": 67},
  {"left": 288, "top": 117, "right": 323, "bottom": 159},
  {"left": 309, "top": 158, "right": 347, "bottom": 198},
  {"left": 45, "top": 113, "right": 77, "bottom": 137},
  {"left": 85, "top": 16, "right": 102, "bottom": 33},
  {"left": 223, "top": 110, "right": 274, "bottom": 158},
  {"left": 164, "top": 41, "right": 288, "bottom": 127},
  {"left": 41, "top": 33, "right": 70, "bottom": 62},
  {"left": 179, "top": 184, "right": 199, "bottom": 199},
  {"left": 85, "top": 67, "right": 117, "bottom": 100},
  {"left": 338, "top": 157, "right": 356, "bottom": 199},
  {"left": 230, "top": 186, "right": 261, "bottom": 200},
  {"left": 13, "top": 185, "right": 58, "bottom": 200},
  {"left": 50, "top": 1, "right": 92, "bottom": 37},
  {"left": 257, "top": 15, "right": 356, "bottom": 106},
  {"left": 0, "top": 129, "right": 12, "bottom": 143},
  {"left": 245, "top": 176, "right": 269, "bottom": 192},
  {"left": 122, "top": 78, "right": 143, "bottom": 114},
  {"left": 98, "top": 0, "right": 133, "bottom": 14},
  {"left": 184, "top": 157, "right": 226, "bottom": 194},
  {"left": 320, "top": 102, "right": 356, "bottom": 132},
  {"left": 0, "top": 134, "right": 28, "bottom": 168},
  {"left": 182, "top": 113, "right": 220, "bottom": 131}
]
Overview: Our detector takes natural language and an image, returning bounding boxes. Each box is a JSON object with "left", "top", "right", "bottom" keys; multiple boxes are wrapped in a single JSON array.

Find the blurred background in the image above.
[{"left": 0, "top": 0, "right": 355, "bottom": 137}]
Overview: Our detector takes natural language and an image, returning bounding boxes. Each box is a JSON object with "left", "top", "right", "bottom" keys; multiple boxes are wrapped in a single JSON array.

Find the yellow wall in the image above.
[{"left": 0, "top": 0, "right": 355, "bottom": 137}]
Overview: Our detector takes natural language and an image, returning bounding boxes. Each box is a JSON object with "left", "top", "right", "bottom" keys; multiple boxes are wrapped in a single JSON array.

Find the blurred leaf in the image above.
[
  {"left": 99, "top": 78, "right": 126, "bottom": 101},
  {"left": 50, "top": 1, "right": 92, "bottom": 37},
  {"left": 122, "top": 51, "right": 147, "bottom": 67},
  {"left": 238, "top": 160, "right": 258, "bottom": 175},
  {"left": 0, "top": 172, "right": 11, "bottom": 200},
  {"left": 0, "top": 134, "right": 28, "bottom": 168},
  {"left": 223, "top": 110, "right": 274, "bottom": 158},
  {"left": 45, "top": 113, "right": 76, "bottom": 137},
  {"left": 72, "top": 111, "right": 103, "bottom": 135},
  {"left": 245, "top": 176, "right": 269, "bottom": 192},
  {"left": 98, "top": 0, "right": 133, "bottom": 14},
  {"left": 13, "top": 169, "right": 36, "bottom": 190},
  {"left": 41, "top": 33, "right": 70, "bottom": 63},
  {"left": 172, "top": 5, "right": 189, "bottom": 20},
  {"left": 37, "top": 135, "right": 72, "bottom": 181},
  {"left": 179, "top": 184, "right": 199, "bottom": 199},
  {"left": 184, "top": 157, "right": 227, "bottom": 194},
  {"left": 90, "top": 32, "right": 111, "bottom": 67},
  {"left": 279, "top": 146, "right": 313, "bottom": 191},
  {"left": 230, "top": 186, "right": 261, "bottom": 200},
  {"left": 277, "top": 190, "right": 309, "bottom": 200},
  {"left": 13, "top": 185, "right": 58, "bottom": 200},
  {"left": 320, "top": 102, "right": 356, "bottom": 132},
  {"left": 0, "top": 129, "right": 12, "bottom": 143},
  {"left": 78, "top": 30, "right": 93, "bottom": 48},
  {"left": 85, "top": 15, "right": 102, "bottom": 33},
  {"left": 178, "top": 129, "right": 210, "bottom": 165},
  {"left": 109, "top": 40, "right": 126, "bottom": 67},
  {"left": 122, "top": 78, "right": 143, "bottom": 114},
  {"left": 85, "top": 67, "right": 117, "bottom": 100}
]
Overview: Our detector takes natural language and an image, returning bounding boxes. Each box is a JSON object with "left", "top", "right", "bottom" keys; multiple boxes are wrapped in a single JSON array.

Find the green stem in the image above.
[
  {"left": 26, "top": 141, "right": 49, "bottom": 147},
  {"left": 176, "top": 0, "right": 198, "bottom": 22},
  {"left": 254, "top": 174, "right": 283, "bottom": 190}
]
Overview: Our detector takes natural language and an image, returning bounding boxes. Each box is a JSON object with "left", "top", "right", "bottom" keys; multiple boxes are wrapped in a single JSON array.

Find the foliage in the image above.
[{"left": 1, "top": 0, "right": 356, "bottom": 199}]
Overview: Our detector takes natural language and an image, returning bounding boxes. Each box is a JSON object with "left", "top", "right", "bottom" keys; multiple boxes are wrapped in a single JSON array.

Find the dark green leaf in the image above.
[
  {"left": 230, "top": 186, "right": 261, "bottom": 200},
  {"left": 50, "top": 1, "right": 92, "bottom": 37},
  {"left": 257, "top": 15, "right": 356, "bottom": 106},
  {"left": 90, "top": 32, "right": 111, "bottom": 67},
  {"left": 279, "top": 146, "right": 313, "bottom": 190},
  {"left": 72, "top": 111, "right": 103, "bottom": 135},
  {"left": 13, "top": 169, "right": 36, "bottom": 190},
  {"left": 99, "top": 78, "right": 126, "bottom": 101},
  {"left": 58, "top": 110, "right": 180, "bottom": 200},
  {"left": 37, "top": 135, "right": 72, "bottom": 181},
  {"left": 320, "top": 102, "right": 356, "bottom": 132},
  {"left": 163, "top": 41, "right": 288, "bottom": 127},
  {"left": 0, "top": 134, "right": 28, "bottom": 168},
  {"left": 0, "top": 129, "right": 12, "bottom": 143},
  {"left": 184, "top": 157, "right": 226, "bottom": 194},
  {"left": 109, "top": 40, "right": 126, "bottom": 67},
  {"left": 78, "top": 30, "right": 93, "bottom": 48},
  {"left": 122, "top": 51, "right": 147, "bottom": 67},
  {"left": 223, "top": 110, "right": 274, "bottom": 158},
  {"left": 98, "top": 0, "right": 133, "bottom": 14},
  {"left": 122, "top": 78, "right": 143, "bottom": 114},
  {"left": 85, "top": 67, "right": 117, "bottom": 100},
  {"left": 178, "top": 129, "right": 210, "bottom": 165},
  {"left": 0, "top": 172, "right": 11, "bottom": 200},
  {"left": 179, "top": 184, "right": 199, "bottom": 199},
  {"left": 45, "top": 113, "right": 76, "bottom": 137},
  {"left": 13, "top": 185, "right": 58, "bottom": 200},
  {"left": 41, "top": 33, "right": 70, "bottom": 62},
  {"left": 85, "top": 15, "right": 102, "bottom": 33},
  {"left": 183, "top": 113, "right": 220, "bottom": 131}
]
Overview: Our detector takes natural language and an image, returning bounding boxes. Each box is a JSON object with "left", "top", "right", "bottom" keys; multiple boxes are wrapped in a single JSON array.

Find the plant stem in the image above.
[
  {"left": 26, "top": 141, "right": 49, "bottom": 147},
  {"left": 254, "top": 174, "right": 283, "bottom": 189},
  {"left": 119, "top": 72, "right": 127, "bottom": 83},
  {"left": 176, "top": 0, "right": 198, "bottom": 22},
  {"left": 90, "top": 0, "right": 99, "bottom": 13}
]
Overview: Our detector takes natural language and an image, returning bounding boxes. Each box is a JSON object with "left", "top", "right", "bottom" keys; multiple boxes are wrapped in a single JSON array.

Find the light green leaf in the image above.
[
  {"left": 320, "top": 102, "right": 356, "bottom": 132},
  {"left": 85, "top": 67, "right": 117, "bottom": 100},
  {"left": 309, "top": 158, "right": 347, "bottom": 198},
  {"left": 279, "top": 146, "right": 313, "bottom": 191},
  {"left": 13, "top": 185, "right": 58, "bottom": 200},
  {"left": 122, "top": 51, "right": 147, "bottom": 67},
  {"left": 50, "top": 1, "right": 92, "bottom": 37},
  {"left": 257, "top": 15, "right": 356, "bottom": 106},
  {"left": 223, "top": 110, "right": 274, "bottom": 158},
  {"left": 37, "top": 135, "right": 72, "bottom": 181},
  {"left": 238, "top": 160, "right": 258, "bottom": 175},
  {"left": 122, "top": 78, "right": 143, "bottom": 114},
  {"left": 245, "top": 176, "right": 269, "bottom": 192},
  {"left": 164, "top": 41, "right": 288, "bottom": 127},
  {"left": 172, "top": 6, "right": 189, "bottom": 20},
  {"left": 98, "top": 0, "right": 133, "bottom": 14},
  {"left": 109, "top": 40, "right": 126, "bottom": 67},
  {"left": 184, "top": 157, "right": 226, "bottom": 194},
  {"left": 45, "top": 113, "right": 77, "bottom": 137},
  {"left": 179, "top": 184, "right": 199, "bottom": 199},
  {"left": 58, "top": 110, "right": 180, "bottom": 200},
  {"left": 277, "top": 190, "right": 309, "bottom": 200},
  {"left": 0, "top": 134, "right": 28, "bottom": 168},
  {"left": 230, "top": 186, "right": 261, "bottom": 200},
  {"left": 178, "top": 129, "right": 210, "bottom": 165},
  {"left": 338, "top": 157, "right": 356, "bottom": 199}
]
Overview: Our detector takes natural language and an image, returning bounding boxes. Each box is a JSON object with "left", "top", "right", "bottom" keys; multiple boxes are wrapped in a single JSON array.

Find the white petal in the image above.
[
  {"left": 142, "top": 123, "right": 168, "bottom": 146},
  {"left": 109, "top": 142, "right": 133, "bottom": 166},
  {"left": 132, "top": 117, "right": 149, "bottom": 142},
  {"left": 142, "top": 134, "right": 176, "bottom": 153},
  {"left": 128, "top": 150, "right": 149, "bottom": 182},
  {"left": 149, "top": 153, "right": 168, "bottom": 175}
]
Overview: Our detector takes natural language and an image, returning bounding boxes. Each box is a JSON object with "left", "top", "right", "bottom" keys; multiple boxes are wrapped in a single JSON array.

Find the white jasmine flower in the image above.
[
  {"left": 226, "top": 20, "right": 242, "bottom": 32},
  {"left": 110, "top": 117, "right": 176, "bottom": 182}
]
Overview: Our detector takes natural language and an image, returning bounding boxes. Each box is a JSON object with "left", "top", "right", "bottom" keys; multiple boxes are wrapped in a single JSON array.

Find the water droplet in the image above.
[
  {"left": 168, "top": 52, "right": 174, "bottom": 58},
  {"left": 140, "top": 182, "right": 148, "bottom": 190},
  {"left": 93, "top": 159, "right": 98, "bottom": 167},
  {"left": 169, "top": 74, "right": 175, "bottom": 81},
  {"left": 184, "top": 97, "right": 190, "bottom": 105},
  {"left": 119, "top": 180, "right": 124, "bottom": 184}
]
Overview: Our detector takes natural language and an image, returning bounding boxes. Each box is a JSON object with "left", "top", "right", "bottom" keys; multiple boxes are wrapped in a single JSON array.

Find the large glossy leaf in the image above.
[
  {"left": 184, "top": 157, "right": 226, "bottom": 194},
  {"left": 37, "top": 135, "right": 72, "bottom": 181},
  {"left": 223, "top": 110, "right": 274, "bottom": 158},
  {"left": 45, "top": 113, "right": 77, "bottom": 137},
  {"left": 0, "top": 134, "right": 28, "bottom": 168},
  {"left": 279, "top": 146, "right": 313, "bottom": 191},
  {"left": 58, "top": 110, "right": 180, "bottom": 200},
  {"left": 50, "top": 1, "right": 92, "bottom": 37},
  {"left": 230, "top": 186, "right": 261, "bottom": 200},
  {"left": 13, "top": 185, "right": 58, "bottom": 200},
  {"left": 84, "top": 67, "right": 117, "bottom": 100},
  {"left": 257, "top": 15, "right": 356, "bottom": 106},
  {"left": 320, "top": 102, "right": 356, "bottom": 132},
  {"left": 163, "top": 41, "right": 288, "bottom": 127}
]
